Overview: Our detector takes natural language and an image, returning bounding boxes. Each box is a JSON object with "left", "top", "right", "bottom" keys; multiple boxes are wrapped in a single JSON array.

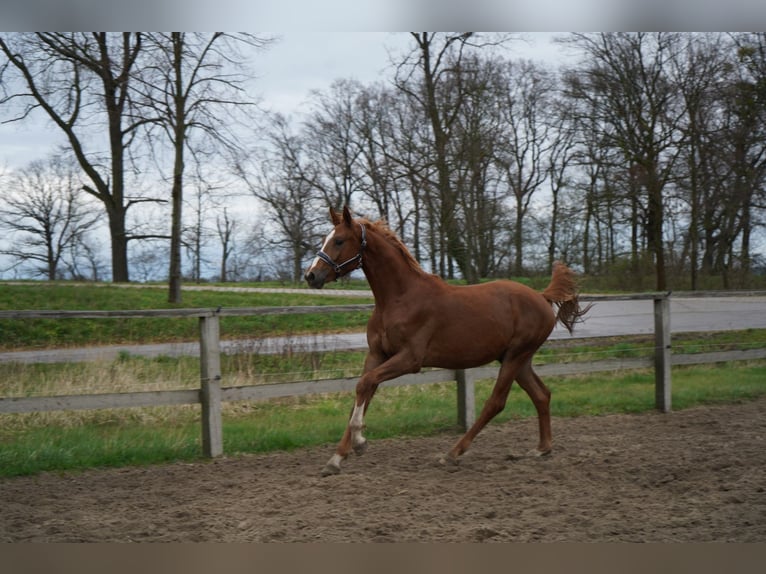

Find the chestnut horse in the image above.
[{"left": 305, "top": 206, "right": 590, "bottom": 476}]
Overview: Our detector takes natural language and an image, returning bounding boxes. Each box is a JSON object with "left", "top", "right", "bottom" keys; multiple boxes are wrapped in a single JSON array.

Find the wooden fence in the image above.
[{"left": 2, "top": 292, "right": 766, "bottom": 458}]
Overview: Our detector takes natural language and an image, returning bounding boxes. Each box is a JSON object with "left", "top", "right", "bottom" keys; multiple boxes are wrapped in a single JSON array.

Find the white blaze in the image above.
[{"left": 310, "top": 229, "right": 336, "bottom": 269}]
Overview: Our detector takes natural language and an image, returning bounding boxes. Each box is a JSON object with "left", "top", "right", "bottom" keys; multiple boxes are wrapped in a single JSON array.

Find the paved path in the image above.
[
  {"left": 558, "top": 295, "right": 766, "bottom": 339},
  {"left": 2, "top": 295, "right": 765, "bottom": 364}
]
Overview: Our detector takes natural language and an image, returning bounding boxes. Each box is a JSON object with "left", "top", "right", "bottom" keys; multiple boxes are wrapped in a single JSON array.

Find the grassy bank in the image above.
[{"left": 0, "top": 282, "right": 373, "bottom": 351}]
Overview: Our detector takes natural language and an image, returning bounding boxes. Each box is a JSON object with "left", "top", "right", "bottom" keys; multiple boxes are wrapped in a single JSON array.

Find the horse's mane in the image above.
[{"left": 359, "top": 218, "right": 425, "bottom": 274}]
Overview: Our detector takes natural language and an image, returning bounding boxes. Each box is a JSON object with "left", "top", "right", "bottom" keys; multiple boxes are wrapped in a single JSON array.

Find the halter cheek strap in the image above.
[{"left": 316, "top": 223, "right": 367, "bottom": 275}]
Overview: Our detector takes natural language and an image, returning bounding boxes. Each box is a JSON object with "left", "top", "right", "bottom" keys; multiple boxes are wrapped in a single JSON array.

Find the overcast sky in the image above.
[
  {"left": 0, "top": 32, "right": 569, "bottom": 172},
  {"left": 255, "top": 32, "right": 566, "bottom": 116}
]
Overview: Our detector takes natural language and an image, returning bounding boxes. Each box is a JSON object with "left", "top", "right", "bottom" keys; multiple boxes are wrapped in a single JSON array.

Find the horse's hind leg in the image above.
[
  {"left": 444, "top": 353, "right": 528, "bottom": 463},
  {"left": 514, "top": 358, "right": 552, "bottom": 455}
]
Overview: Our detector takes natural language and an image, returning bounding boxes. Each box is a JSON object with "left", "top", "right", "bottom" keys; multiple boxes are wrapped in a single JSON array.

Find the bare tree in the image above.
[
  {"left": 0, "top": 33, "right": 151, "bottom": 282},
  {"left": 216, "top": 207, "right": 238, "bottom": 283},
  {"left": 495, "top": 59, "right": 556, "bottom": 275},
  {"left": 350, "top": 82, "right": 403, "bottom": 224},
  {"left": 234, "top": 113, "right": 323, "bottom": 283},
  {"left": 449, "top": 54, "right": 510, "bottom": 281},
  {"left": 393, "top": 32, "right": 470, "bottom": 278},
  {"left": 183, "top": 178, "right": 216, "bottom": 283},
  {"left": 131, "top": 243, "right": 168, "bottom": 282},
  {"left": 384, "top": 89, "right": 435, "bottom": 266},
  {"left": 302, "top": 79, "right": 423, "bottom": 262},
  {"left": 672, "top": 33, "right": 733, "bottom": 289},
  {"left": 722, "top": 33, "right": 766, "bottom": 286},
  {"left": 545, "top": 91, "right": 579, "bottom": 273},
  {"left": 136, "top": 32, "right": 272, "bottom": 302},
  {"left": 302, "top": 78, "right": 366, "bottom": 210},
  {"left": 63, "top": 237, "right": 108, "bottom": 281},
  {"left": 0, "top": 155, "right": 101, "bottom": 279},
  {"left": 562, "top": 33, "right": 688, "bottom": 290}
]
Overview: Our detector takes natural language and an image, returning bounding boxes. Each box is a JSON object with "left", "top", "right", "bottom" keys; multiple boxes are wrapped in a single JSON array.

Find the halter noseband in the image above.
[{"left": 315, "top": 223, "right": 367, "bottom": 275}]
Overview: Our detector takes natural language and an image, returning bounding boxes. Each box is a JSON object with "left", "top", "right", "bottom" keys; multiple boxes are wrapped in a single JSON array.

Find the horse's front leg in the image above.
[{"left": 322, "top": 350, "right": 419, "bottom": 476}]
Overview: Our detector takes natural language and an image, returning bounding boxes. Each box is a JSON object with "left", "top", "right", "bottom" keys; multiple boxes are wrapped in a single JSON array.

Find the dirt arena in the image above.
[{"left": 1, "top": 398, "right": 764, "bottom": 542}]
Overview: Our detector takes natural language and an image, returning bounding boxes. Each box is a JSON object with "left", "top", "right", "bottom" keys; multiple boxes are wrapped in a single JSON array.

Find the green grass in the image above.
[
  {"left": 0, "top": 282, "right": 373, "bottom": 350},
  {"left": 0, "top": 421, "right": 201, "bottom": 477},
  {"left": 1, "top": 361, "right": 764, "bottom": 478}
]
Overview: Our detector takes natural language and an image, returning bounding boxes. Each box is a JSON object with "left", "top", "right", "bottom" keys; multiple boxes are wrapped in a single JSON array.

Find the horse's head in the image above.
[{"left": 304, "top": 205, "right": 367, "bottom": 289}]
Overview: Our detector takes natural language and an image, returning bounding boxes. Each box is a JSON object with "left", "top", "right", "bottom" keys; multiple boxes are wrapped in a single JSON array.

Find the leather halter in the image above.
[{"left": 315, "top": 223, "right": 367, "bottom": 275}]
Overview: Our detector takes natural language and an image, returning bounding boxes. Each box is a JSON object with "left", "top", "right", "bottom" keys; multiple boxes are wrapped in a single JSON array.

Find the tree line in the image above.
[{"left": 2, "top": 32, "right": 765, "bottom": 299}]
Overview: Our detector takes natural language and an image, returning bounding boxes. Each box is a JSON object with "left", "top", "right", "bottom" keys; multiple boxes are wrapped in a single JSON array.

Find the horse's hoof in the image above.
[
  {"left": 321, "top": 463, "right": 341, "bottom": 477},
  {"left": 437, "top": 454, "right": 460, "bottom": 470},
  {"left": 353, "top": 439, "right": 368, "bottom": 456},
  {"left": 528, "top": 448, "right": 552, "bottom": 458},
  {"left": 506, "top": 448, "right": 551, "bottom": 461}
]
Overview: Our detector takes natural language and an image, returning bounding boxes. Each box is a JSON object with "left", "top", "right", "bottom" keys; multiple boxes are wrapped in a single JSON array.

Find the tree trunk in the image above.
[
  {"left": 106, "top": 205, "right": 130, "bottom": 283},
  {"left": 167, "top": 33, "right": 185, "bottom": 304},
  {"left": 513, "top": 195, "right": 524, "bottom": 275},
  {"left": 293, "top": 242, "right": 304, "bottom": 284},
  {"left": 168, "top": 159, "right": 184, "bottom": 303},
  {"left": 646, "top": 174, "right": 667, "bottom": 291},
  {"left": 548, "top": 187, "right": 559, "bottom": 273}
]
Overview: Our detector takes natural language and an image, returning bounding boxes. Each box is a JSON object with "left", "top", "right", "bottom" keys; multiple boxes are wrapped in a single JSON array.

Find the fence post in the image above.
[
  {"left": 654, "top": 294, "right": 672, "bottom": 413},
  {"left": 200, "top": 314, "right": 223, "bottom": 457},
  {"left": 456, "top": 369, "right": 475, "bottom": 431}
]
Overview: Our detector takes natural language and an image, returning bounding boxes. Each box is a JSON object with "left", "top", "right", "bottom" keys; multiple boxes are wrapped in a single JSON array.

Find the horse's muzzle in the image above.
[{"left": 304, "top": 269, "right": 327, "bottom": 289}]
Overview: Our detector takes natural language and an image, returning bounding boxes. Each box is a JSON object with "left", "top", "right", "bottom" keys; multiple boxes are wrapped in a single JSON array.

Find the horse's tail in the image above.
[{"left": 541, "top": 262, "right": 592, "bottom": 334}]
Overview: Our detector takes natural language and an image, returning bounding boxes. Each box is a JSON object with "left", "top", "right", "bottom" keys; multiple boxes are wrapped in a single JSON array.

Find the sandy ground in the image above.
[{"left": 1, "top": 398, "right": 765, "bottom": 542}]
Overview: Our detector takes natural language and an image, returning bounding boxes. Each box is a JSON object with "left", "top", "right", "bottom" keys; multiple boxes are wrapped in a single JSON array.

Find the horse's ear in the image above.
[
  {"left": 330, "top": 207, "right": 342, "bottom": 225},
  {"left": 342, "top": 205, "right": 353, "bottom": 227}
]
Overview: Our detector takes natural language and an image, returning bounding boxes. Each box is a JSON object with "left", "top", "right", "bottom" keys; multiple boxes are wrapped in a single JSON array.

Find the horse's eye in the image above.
[{"left": 335, "top": 238, "right": 344, "bottom": 246}]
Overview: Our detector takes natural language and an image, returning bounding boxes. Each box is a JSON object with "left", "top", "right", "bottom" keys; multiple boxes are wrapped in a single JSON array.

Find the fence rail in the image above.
[{"left": 2, "top": 291, "right": 766, "bottom": 458}]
